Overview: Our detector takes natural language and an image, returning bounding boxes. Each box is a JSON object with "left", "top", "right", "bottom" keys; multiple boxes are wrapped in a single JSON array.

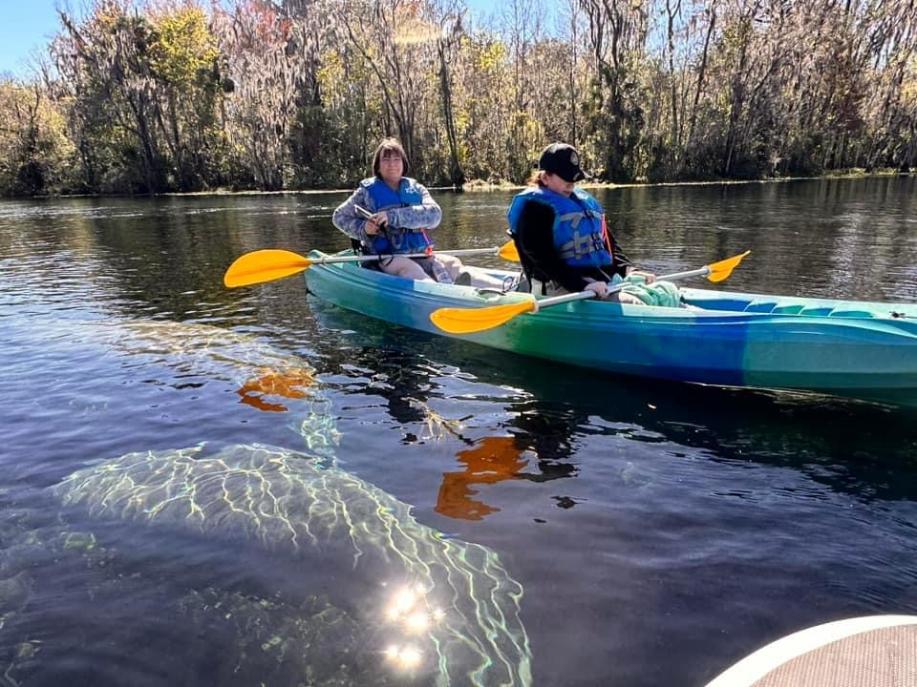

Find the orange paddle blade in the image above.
[
  {"left": 430, "top": 298, "right": 537, "bottom": 334},
  {"left": 223, "top": 249, "right": 312, "bottom": 288},
  {"left": 706, "top": 250, "right": 751, "bottom": 283},
  {"left": 498, "top": 240, "right": 520, "bottom": 262}
]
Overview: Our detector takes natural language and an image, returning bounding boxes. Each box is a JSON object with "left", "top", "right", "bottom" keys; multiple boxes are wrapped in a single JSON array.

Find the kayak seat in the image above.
[
  {"left": 710, "top": 297, "right": 755, "bottom": 311},
  {"left": 798, "top": 307, "right": 835, "bottom": 317},
  {"left": 742, "top": 300, "right": 876, "bottom": 319},
  {"left": 828, "top": 309, "right": 875, "bottom": 319},
  {"left": 681, "top": 296, "right": 751, "bottom": 312},
  {"left": 771, "top": 304, "right": 806, "bottom": 315},
  {"left": 743, "top": 300, "right": 778, "bottom": 313}
]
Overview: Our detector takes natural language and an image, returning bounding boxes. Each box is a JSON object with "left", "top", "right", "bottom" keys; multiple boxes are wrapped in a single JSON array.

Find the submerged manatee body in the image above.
[
  {"left": 51, "top": 319, "right": 531, "bottom": 683},
  {"left": 55, "top": 444, "right": 532, "bottom": 686}
]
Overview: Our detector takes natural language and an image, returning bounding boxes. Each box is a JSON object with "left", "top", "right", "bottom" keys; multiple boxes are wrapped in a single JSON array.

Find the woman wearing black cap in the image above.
[{"left": 507, "top": 143, "right": 654, "bottom": 304}]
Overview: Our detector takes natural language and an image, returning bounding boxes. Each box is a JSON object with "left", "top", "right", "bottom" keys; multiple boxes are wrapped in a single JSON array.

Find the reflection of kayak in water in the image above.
[
  {"left": 305, "top": 252, "right": 917, "bottom": 405},
  {"left": 706, "top": 615, "right": 917, "bottom": 686},
  {"left": 55, "top": 443, "right": 532, "bottom": 686}
]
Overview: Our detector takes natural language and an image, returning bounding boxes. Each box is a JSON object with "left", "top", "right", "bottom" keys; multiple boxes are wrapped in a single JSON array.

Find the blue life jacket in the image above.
[
  {"left": 507, "top": 186, "right": 612, "bottom": 268},
  {"left": 362, "top": 177, "right": 433, "bottom": 254}
]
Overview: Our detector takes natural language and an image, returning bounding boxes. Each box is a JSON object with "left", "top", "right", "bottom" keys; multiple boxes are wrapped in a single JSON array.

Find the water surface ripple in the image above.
[{"left": 1, "top": 179, "right": 917, "bottom": 686}]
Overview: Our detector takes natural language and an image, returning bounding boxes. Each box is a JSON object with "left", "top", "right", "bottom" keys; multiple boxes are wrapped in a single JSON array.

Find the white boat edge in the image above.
[{"left": 705, "top": 614, "right": 917, "bottom": 686}]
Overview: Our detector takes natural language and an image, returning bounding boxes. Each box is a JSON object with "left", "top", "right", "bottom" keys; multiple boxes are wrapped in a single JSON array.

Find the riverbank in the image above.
[
  {"left": 155, "top": 167, "right": 915, "bottom": 196},
  {"left": 2, "top": 168, "right": 908, "bottom": 200},
  {"left": 462, "top": 167, "right": 911, "bottom": 192}
]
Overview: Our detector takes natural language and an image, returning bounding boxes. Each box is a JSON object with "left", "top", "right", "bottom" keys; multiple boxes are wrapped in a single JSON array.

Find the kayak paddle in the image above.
[
  {"left": 224, "top": 242, "right": 520, "bottom": 288},
  {"left": 430, "top": 251, "right": 751, "bottom": 335}
]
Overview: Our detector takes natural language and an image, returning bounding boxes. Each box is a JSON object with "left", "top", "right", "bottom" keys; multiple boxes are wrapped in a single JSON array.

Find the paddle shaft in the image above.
[
  {"left": 312, "top": 247, "right": 505, "bottom": 266},
  {"left": 533, "top": 265, "right": 711, "bottom": 311}
]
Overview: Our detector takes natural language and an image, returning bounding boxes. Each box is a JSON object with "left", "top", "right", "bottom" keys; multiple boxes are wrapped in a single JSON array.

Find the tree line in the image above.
[{"left": 0, "top": 0, "right": 914, "bottom": 196}]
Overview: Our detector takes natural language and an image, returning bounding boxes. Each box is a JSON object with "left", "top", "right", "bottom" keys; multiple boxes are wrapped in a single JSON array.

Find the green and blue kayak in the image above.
[{"left": 305, "top": 251, "right": 917, "bottom": 405}]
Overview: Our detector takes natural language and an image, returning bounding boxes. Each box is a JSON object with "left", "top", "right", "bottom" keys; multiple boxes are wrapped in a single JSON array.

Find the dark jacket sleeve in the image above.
[
  {"left": 516, "top": 201, "right": 595, "bottom": 292},
  {"left": 606, "top": 230, "right": 633, "bottom": 278}
]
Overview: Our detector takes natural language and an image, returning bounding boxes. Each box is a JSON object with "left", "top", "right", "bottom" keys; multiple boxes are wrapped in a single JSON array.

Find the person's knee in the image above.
[
  {"left": 384, "top": 257, "right": 431, "bottom": 281},
  {"left": 610, "top": 291, "right": 643, "bottom": 305},
  {"left": 439, "top": 255, "right": 462, "bottom": 269},
  {"left": 436, "top": 255, "right": 463, "bottom": 280}
]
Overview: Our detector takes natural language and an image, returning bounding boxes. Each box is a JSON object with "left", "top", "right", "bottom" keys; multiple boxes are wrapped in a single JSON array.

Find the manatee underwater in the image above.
[
  {"left": 44, "top": 318, "right": 532, "bottom": 686},
  {"left": 55, "top": 444, "right": 531, "bottom": 685},
  {"left": 105, "top": 320, "right": 331, "bottom": 419}
]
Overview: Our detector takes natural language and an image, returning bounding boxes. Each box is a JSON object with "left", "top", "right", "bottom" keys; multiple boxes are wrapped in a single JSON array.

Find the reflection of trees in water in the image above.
[
  {"left": 1, "top": 197, "right": 350, "bottom": 325},
  {"left": 602, "top": 178, "right": 917, "bottom": 302}
]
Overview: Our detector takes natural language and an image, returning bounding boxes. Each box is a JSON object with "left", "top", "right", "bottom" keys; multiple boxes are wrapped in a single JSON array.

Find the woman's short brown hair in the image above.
[
  {"left": 372, "top": 138, "right": 410, "bottom": 178},
  {"left": 526, "top": 169, "right": 547, "bottom": 186}
]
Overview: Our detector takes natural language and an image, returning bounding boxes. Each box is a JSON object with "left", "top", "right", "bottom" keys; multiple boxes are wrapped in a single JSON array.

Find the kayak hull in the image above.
[{"left": 305, "top": 252, "right": 917, "bottom": 405}]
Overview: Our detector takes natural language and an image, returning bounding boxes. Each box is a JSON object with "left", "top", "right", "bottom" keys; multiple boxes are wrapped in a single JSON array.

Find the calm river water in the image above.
[{"left": 1, "top": 177, "right": 917, "bottom": 686}]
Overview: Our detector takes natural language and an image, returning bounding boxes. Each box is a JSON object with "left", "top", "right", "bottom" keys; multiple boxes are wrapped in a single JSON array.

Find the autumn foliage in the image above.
[{"left": 0, "top": 0, "right": 913, "bottom": 195}]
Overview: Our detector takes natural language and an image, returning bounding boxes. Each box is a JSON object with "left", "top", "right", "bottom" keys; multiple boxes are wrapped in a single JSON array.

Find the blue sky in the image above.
[{"left": 0, "top": 2, "right": 61, "bottom": 76}]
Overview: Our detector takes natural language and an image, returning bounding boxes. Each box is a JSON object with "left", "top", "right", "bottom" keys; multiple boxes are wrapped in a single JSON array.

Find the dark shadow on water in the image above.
[{"left": 309, "top": 298, "right": 917, "bottom": 507}]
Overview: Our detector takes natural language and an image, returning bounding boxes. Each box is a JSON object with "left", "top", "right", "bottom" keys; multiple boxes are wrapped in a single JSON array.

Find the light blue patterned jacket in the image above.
[{"left": 332, "top": 177, "right": 442, "bottom": 249}]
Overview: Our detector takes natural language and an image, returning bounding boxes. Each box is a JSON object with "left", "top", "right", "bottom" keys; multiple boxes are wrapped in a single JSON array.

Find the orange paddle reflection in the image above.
[
  {"left": 436, "top": 436, "right": 528, "bottom": 521},
  {"left": 236, "top": 367, "right": 316, "bottom": 412}
]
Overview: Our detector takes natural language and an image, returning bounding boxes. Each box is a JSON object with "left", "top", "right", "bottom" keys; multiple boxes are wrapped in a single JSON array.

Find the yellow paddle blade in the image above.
[
  {"left": 706, "top": 250, "right": 751, "bottom": 283},
  {"left": 498, "top": 240, "right": 520, "bottom": 262},
  {"left": 430, "top": 299, "right": 537, "bottom": 334},
  {"left": 223, "top": 249, "right": 312, "bottom": 288}
]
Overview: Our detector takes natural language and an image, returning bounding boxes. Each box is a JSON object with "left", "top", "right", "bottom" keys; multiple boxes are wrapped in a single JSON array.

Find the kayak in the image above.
[{"left": 304, "top": 251, "right": 917, "bottom": 406}]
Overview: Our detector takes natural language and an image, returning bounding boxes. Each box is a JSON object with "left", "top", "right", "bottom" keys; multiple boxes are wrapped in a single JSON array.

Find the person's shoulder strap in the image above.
[
  {"left": 571, "top": 187, "right": 602, "bottom": 214},
  {"left": 398, "top": 177, "right": 424, "bottom": 204}
]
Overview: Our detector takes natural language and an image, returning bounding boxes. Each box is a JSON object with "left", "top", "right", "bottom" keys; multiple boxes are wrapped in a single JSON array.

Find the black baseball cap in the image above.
[{"left": 538, "top": 143, "right": 588, "bottom": 182}]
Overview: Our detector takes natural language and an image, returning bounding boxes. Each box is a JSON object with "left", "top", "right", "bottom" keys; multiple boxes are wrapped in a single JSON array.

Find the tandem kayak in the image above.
[{"left": 304, "top": 251, "right": 917, "bottom": 406}]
